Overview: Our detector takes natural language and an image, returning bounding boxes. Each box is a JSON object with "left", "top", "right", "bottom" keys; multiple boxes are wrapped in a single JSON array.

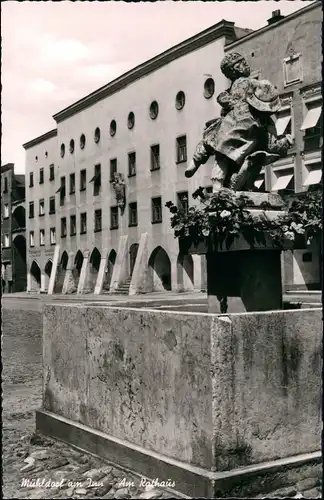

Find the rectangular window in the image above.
[
  {"left": 274, "top": 108, "right": 292, "bottom": 137},
  {"left": 3, "top": 177, "right": 8, "bottom": 192},
  {"left": 206, "top": 186, "right": 213, "bottom": 194},
  {"left": 39, "top": 168, "right": 44, "bottom": 184},
  {"left": 4, "top": 204, "right": 9, "bottom": 218},
  {"left": 49, "top": 164, "right": 55, "bottom": 181},
  {"left": 152, "top": 196, "right": 162, "bottom": 223},
  {"left": 29, "top": 201, "right": 34, "bottom": 219},
  {"left": 110, "top": 158, "right": 117, "bottom": 182},
  {"left": 39, "top": 199, "right": 45, "bottom": 216},
  {"left": 80, "top": 169, "right": 87, "bottom": 191},
  {"left": 29, "top": 172, "right": 34, "bottom": 187},
  {"left": 80, "top": 212, "right": 87, "bottom": 234},
  {"left": 50, "top": 227, "right": 56, "bottom": 245},
  {"left": 4, "top": 234, "right": 10, "bottom": 248},
  {"left": 49, "top": 196, "right": 56, "bottom": 214},
  {"left": 40, "top": 229, "right": 45, "bottom": 246},
  {"left": 61, "top": 217, "right": 67, "bottom": 238},
  {"left": 110, "top": 206, "right": 119, "bottom": 229},
  {"left": 29, "top": 231, "right": 34, "bottom": 248},
  {"left": 70, "top": 173, "right": 75, "bottom": 194},
  {"left": 128, "top": 152, "right": 136, "bottom": 177},
  {"left": 59, "top": 176, "right": 66, "bottom": 206},
  {"left": 70, "top": 215, "right": 76, "bottom": 236},
  {"left": 94, "top": 209, "right": 102, "bottom": 232},
  {"left": 150, "top": 144, "right": 160, "bottom": 171},
  {"left": 176, "top": 135, "right": 187, "bottom": 163},
  {"left": 283, "top": 54, "right": 302, "bottom": 86},
  {"left": 272, "top": 169, "right": 295, "bottom": 192},
  {"left": 177, "top": 191, "right": 189, "bottom": 214},
  {"left": 92, "top": 164, "right": 101, "bottom": 196},
  {"left": 129, "top": 202, "right": 138, "bottom": 227},
  {"left": 301, "top": 102, "right": 322, "bottom": 151}
]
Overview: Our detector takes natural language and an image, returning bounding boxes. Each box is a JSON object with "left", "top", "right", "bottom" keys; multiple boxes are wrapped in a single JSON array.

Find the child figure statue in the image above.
[{"left": 185, "top": 53, "right": 292, "bottom": 191}]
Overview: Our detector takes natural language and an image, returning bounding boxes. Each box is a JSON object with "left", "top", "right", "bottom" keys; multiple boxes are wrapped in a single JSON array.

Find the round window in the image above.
[
  {"left": 69, "top": 139, "right": 75, "bottom": 154},
  {"left": 94, "top": 127, "right": 101, "bottom": 143},
  {"left": 60, "top": 143, "right": 65, "bottom": 158},
  {"left": 149, "top": 101, "right": 159, "bottom": 120},
  {"left": 110, "top": 120, "right": 117, "bottom": 137},
  {"left": 127, "top": 112, "right": 135, "bottom": 129},
  {"left": 80, "top": 134, "right": 86, "bottom": 149},
  {"left": 204, "top": 78, "right": 215, "bottom": 99},
  {"left": 175, "top": 91, "right": 185, "bottom": 110}
]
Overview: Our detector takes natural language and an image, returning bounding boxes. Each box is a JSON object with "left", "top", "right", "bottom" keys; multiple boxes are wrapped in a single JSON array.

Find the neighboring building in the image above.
[
  {"left": 23, "top": 1, "right": 322, "bottom": 295},
  {"left": 1, "top": 163, "right": 27, "bottom": 293},
  {"left": 225, "top": 1, "right": 322, "bottom": 290}
]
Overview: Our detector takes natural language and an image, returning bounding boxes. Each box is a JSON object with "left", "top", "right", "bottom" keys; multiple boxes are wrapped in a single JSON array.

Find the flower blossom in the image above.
[
  {"left": 285, "top": 231, "right": 295, "bottom": 241},
  {"left": 220, "top": 210, "right": 231, "bottom": 218}
]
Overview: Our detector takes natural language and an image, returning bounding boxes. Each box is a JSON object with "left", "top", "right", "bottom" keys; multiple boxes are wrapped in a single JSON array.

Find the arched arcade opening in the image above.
[{"left": 148, "top": 246, "right": 171, "bottom": 291}]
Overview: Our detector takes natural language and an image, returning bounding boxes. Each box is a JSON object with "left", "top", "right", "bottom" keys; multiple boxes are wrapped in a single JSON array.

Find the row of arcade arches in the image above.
[{"left": 28, "top": 245, "right": 194, "bottom": 293}]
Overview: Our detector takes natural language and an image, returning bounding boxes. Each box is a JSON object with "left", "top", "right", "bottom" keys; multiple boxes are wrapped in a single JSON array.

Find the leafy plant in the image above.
[{"left": 166, "top": 187, "right": 322, "bottom": 251}]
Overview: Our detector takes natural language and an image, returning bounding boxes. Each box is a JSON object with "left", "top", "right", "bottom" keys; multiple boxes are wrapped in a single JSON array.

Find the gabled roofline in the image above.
[
  {"left": 225, "top": 1, "right": 321, "bottom": 50},
  {"left": 52, "top": 20, "right": 236, "bottom": 123},
  {"left": 23, "top": 129, "right": 57, "bottom": 150}
]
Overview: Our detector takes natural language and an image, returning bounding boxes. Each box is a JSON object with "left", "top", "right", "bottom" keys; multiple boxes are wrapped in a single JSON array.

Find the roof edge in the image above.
[
  {"left": 225, "top": 1, "right": 321, "bottom": 50},
  {"left": 23, "top": 129, "right": 57, "bottom": 150},
  {"left": 53, "top": 21, "right": 236, "bottom": 123}
]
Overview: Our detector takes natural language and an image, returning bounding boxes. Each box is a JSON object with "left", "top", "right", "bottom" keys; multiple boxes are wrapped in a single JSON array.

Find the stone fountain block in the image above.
[{"left": 36, "top": 304, "right": 322, "bottom": 498}]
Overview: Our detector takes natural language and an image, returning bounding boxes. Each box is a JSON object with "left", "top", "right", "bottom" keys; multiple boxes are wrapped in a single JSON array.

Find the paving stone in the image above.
[
  {"left": 30, "top": 449, "right": 52, "bottom": 460},
  {"left": 75, "top": 488, "right": 88, "bottom": 495},
  {"left": 297, "top": 477, "right": 320, "bottom": 491},
  {"left": 274, "top": 487, "right": 298, "bottom": 497},
  {"left": 114, "top": 486, "right": 132, "bottom": 497},
  {"left": 94, "top": 478, "right": 113, "bottom": 496},
  {"left": 302, "top": 487, "right": 322, "bottom": 498},
  {"left": 20, "top": 457, "right": 35, "bottom": 471},
  {"left": 65, "top": 488, "right": 74, "bottom": 497},
  {"left": 48, "top": 457, "right": 69, "bottom": 470},
  {"left": 138, "top": 490, "right": 163, "bottom": 499}
]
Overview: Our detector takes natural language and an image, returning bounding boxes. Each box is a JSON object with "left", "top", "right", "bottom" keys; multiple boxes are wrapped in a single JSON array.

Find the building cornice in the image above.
[
  {"left": 52, "top": 21, "right": 236, "bottom": 123},
  {"left": 224, "top": 1, "right": 321, "bottom": 51},
  {"left": 22, "top": 129, "right": 57, "bottom": 150}
]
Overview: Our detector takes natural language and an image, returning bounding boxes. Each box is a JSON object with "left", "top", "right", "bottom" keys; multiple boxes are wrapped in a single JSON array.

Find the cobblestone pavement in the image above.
[{"left": 2, "top": 300, "right": 322, "bottom": 499}]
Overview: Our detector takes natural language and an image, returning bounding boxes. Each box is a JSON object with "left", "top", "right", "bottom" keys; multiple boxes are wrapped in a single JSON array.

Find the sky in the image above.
[{"left": 1, "top": 0, "right": 314, "bottom": 173}]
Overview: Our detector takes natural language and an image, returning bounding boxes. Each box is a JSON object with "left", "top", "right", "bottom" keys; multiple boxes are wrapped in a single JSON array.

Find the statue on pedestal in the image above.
[
  {"left": 185, "top": 53, "right": 292, "bottom": 192},
  {"left": 112, "top": 173, "right": 126, "bottom": 214}
]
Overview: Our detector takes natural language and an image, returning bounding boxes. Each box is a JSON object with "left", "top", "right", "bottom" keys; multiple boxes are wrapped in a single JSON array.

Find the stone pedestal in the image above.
[
  {"left": 207, "top": 250, "right": 282, "bottom": 313},
  {"left": 185, "top": 193, "right": 288, "bottom": 313}
]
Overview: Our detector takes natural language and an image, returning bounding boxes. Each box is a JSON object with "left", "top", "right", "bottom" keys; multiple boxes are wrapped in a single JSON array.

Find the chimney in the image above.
[{"left": 267, "top": 9, "right": 285, "bottom": 25}]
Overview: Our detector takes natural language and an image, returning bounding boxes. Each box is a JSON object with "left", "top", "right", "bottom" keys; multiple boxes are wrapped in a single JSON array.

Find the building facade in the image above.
[
  {"left": 1, "top": 163, "right": 27, "bottom": 293},
  {"left": 23, "top": 2, "right": 322, "bottom": 295}
]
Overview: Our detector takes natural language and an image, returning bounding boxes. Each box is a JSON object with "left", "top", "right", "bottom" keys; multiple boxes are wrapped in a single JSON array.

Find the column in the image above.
[
  {"left": 77, "top": 250, "right": 90, "bottom": 294},
  {"left": 94, "top": 249, "right": 108, "bottom": 295},
  {"left": 40, "top": 273, "right": 46, "bottom": 293},
  {"left": 48, "top": 245, "right": 60, "bottom": 295},
  {"left": 62, "top": 252, "right": 76, "bottom": 294}
]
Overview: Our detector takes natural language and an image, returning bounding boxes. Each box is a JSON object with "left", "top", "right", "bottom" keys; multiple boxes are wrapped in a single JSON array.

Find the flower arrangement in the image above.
[{"left": 165, "top": 187, "right": 322, "bottom": 251}]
